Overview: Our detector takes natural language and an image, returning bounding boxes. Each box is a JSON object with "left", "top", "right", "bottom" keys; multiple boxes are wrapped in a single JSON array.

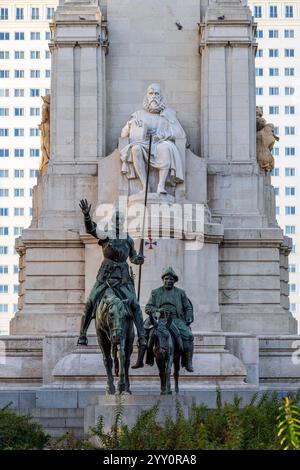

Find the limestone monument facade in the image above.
[{"left": 0, "top": 0, "right": 299, "bottom": 437}]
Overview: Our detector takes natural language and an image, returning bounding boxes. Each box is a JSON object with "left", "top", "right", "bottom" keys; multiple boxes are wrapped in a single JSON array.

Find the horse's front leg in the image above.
[
  {"left": 124, "top": 322, "right": 134, "bottom": 394},
  {"left": 116, "top": 339, "right": 126, "bottom": 394},
  {"left": 159, "top": 355, "right": 167, "bottom": 395},
  {"left": 97, "top": 330, "right": 115, "bottom": 395},
  {"left": 166, "top": 343, "right": 173, "bottom": 395},
  {"left": 174, "top": 352, "right": 180, "bottom": 395}
]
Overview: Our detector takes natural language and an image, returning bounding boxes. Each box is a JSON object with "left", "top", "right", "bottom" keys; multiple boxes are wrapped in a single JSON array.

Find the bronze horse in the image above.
[
  {"left": 147, "top": 314, "right": 182, "bottom": 395},
  {"left": 95, "top": 290, "right": 134, "bottom": 395}
]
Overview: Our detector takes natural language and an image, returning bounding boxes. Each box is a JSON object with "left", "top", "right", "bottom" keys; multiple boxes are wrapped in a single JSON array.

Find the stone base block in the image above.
[{"left": 84, "top": 395, "right": 194, "bottom": 437}]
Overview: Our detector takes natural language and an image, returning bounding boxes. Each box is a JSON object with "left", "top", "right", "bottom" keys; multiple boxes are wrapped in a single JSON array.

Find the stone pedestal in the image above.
[{"left": 84, "top": 394, "right": 195, "bottom": 437}]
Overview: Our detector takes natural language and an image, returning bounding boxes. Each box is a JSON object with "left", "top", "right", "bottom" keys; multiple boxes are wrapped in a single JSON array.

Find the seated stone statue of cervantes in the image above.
[{"left": 120, "top": 83, "right": 186, "bottom": 195}]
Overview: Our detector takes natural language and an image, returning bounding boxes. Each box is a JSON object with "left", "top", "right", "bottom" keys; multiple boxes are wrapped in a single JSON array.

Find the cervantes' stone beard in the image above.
[{"left": 143, "top": 95, "right": 167, "bottom": 114}]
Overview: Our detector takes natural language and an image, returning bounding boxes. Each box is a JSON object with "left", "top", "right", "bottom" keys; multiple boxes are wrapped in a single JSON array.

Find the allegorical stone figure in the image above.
[
  {"left": 77, "top": 199, "right": 147, "bottom": 369},
  {"left": 39, "top": 95, "right": 51, "bottom": 176},
  {"left": 143, "top": 267, "right": 194, "bottom": 372},
  {"left": 256, "top": 106, "right": 279, "bottom": 173},
  {"left": 120, "top": 83, "right": 185, "bottom": 195}
]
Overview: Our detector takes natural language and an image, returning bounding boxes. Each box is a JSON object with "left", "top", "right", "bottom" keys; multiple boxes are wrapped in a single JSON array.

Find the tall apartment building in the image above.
[
  {"left": 248, "top": 1, "right": 300, "bottom": 326},
  {"left": 0, "top": 1, "right": 58, "bottom": 334}
]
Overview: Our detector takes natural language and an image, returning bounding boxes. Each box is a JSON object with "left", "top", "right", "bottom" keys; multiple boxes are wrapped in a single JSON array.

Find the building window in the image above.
[
  {"left": 0, "top": 32, "right": 9, "bottom": 40},
  {"left": 269, "top": 87, "right": 279, "bottom": 96},
  {"left": 268, "top": 30, "right": 278, "bottom": 38},
  {"left": 290, "top": 303, "right": 297, "bottom": 313},
  {"left": 30, "top": 69, "right": 40, "bottom": 78},
  {"left": 14, "top": 227, "right": 23, "bottom": 237},
  {"left": 15, "top": 32, "right": 25, "bottom": 40},
  {"left": 14, "top": 51, "right": 25, "bottom": 60},
  {"left": 285, "top": 6, "right": 293, "bottom": 18},
  {"left": 14, "top": 89, "right": 24, "bottom": 98},
  {"left": 269, "top": 68, "right": 279, "bottom": 76},
  {"left": 14, "top": 169, "right": 24, "bottom": 178},
  {"left": 254, "top": 6, "right": 262, "bottom": 18},
  {"left": 31, "top": 8, "right": 40, "bottom": 20},
  {"left": 289, "top": 284, "right": 297, "bottom": 294},
  {"left": 30, "top": 169, "right": 39, "bottom": 178},
  {"left": 256, "top": 68, "right": 263, "bottom": 77},
  {"left": 269, "top": 49, "right": 279, "bottom": 58},
  {"left": 30, "top": 108, "right": 40, "bottom": 116},
  {"left": 0, "top": 108, "right": 8, "bottom": 116},
  {"left": 256, "top": 87, "right": 263, "bottom": 96},
  {"left": 285, "top": 68, "right": 295, "bottom": 76},
  {"left": 47, "top": 8, "right": 55, "bottom": 20},
  {"left": 0, "top": 304, "right": 8, "bottom": 313},
  {"left": 285, "top": 206, "right": 296, "bottom": 215},
  {"left": 14, "top": 70, "right": 24, "bottom": 78},
  {"left": 0, "top": 189, "right": 8, "bottom": 197},
  {"left": 30, "top": 51, "right": 40, "bottom": 60},
  {"left": 0, "top": 170, "right": 8, "bottom": 178},
  {"left": 0, "top": 51, "right": 9, "bottom": 59},
  {"left": 14, "top": 189, "right": 25, "bottom": 198},
  {"left": 0, "top": 246, "right": 8, "bottom": 254},
  {"left": 285, "top": 147, "right": 296, "bottom": 156},
  {"left": 45, "top": 32, "right": 51, "bottom": 41},
  {"left": 285, "top": 49, "right": 295, "bottom": 58},
  {"left": 45, "top": 69, "right": 51, "bottom": 78},
  {"left": 0, "top": 89, "right": 9, "bottom": 97},
  {"left": 285, "top": 187, "right": 296, "bottom": 196},
  {"left": 0, "top": 8, "right": 8, "bottom": 20},
  {"left": 275, "top": 207, "right": 280, "bottom": 215},
  {"left": 45, "top": 88, "right": 50, "bottom": 95},
  {"left": 285, "top": 127, "right": 295, "bottom": 135},
  {"left": 256, "top": 29, "right": 263, "bottom": 38},
  {"left": 0, "top": 285, "right": 8, "bottom": 294},
  {"left": 13, "top": 265, "right": 19, "bottom": 274},
  {"left": 0, "top": 149, "right": 9, "bottom": 157},
  {"left": 0, "top": 129, "right": 8, "bottom": 137},
  {"left": 14, "top": 149, "right": 24, "bottom": 158},
  {"left": 30, "top": 149, "right": 40, "bottom": 157},
  {"left": 285, "top": 226, "right": 296, "bottom": 235},
  {"left": 14, "top": 129, "right": 24, "bottom": 137},
  {"left": 0, "top": 206, "right": 8, "bottom": 214},
  {"left": 30, "top": 128, "right": 40, "bottom": 137},
  {"left": 14, "top": 208, "right": 24, "bottom": 216},
  {"left": 30, "top": 89, "right": 40, "bottom": 97},
  {"left": 45, "top": 51, "right": 50, "bottom": 59},
  {"left": 269, "top": 106, "right": 279, "bottom": 115},
  {"left": 14, "top": 108, "right": 25, "bottom": 117},
  {"left": 30, "top": 32, "right": 40, "bottom": 40},
  {"left": 29, "top": 208, "right": 33, "bottom": 217},
  {"left": 269, "top": 5, "right": 277, "bottom": 17},
  {"left": 289, "top": 264, "right": 297, "bottom": 273},
  {"left": 272, "top": 148, "right": 279, "bottom": 156},
  {"left": 285, "top": 106, "right": 295, "bottom": 115},
  {"left": 15, "top": 8, "right": 24, "bottom": 20},
  {"left": 285, "top": 87, "right": 295, "bottom": 96},
  {"left": 0, "top": 70, "right": 9, "bottom": 78},
  {"left": 271, "top": 168, "right": 280, "bottom": 176},
  {"left": 285, "top": 168, "right": 295, "bottom": 177},
  {"left": 0, "top": 265, "right": 8, "bottom": 274},
  {"left": 284, "top": 30, "right": 294, "bottom": 38},
  {"left": 274, "top": 187, "right": 279, "bottom": 196},
  {"left": 0, "top": 227, "right": 9, "bottom": 236}
]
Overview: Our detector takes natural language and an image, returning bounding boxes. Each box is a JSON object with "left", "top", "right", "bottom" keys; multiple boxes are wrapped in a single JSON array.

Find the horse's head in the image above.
[{"left": 100, "top": 291, "right": 127, "bottom": 345}]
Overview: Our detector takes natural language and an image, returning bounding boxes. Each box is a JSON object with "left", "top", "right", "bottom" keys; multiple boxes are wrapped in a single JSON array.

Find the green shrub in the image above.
[
  {"left": 277, "top": 397, "right": 300, "bottom": 450},
  {"left": 88, "top": 392, "right": 300, "bottom": 450},
  {"left": 0, "top": 405, "right": 49, "bottom": 450}
]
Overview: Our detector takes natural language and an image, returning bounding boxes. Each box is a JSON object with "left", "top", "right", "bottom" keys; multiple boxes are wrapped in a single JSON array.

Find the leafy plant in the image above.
[
  {"left": 0, "top": 406, "right": 49, "bottom": 450},
  {"left": 277, "top": 397, "right": 300, "bottom": 450}
]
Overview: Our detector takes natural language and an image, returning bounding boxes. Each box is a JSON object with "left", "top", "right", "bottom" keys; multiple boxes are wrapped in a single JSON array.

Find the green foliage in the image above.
[
  {"left": 0, "top": 406, "right": 49, "bottom": 450},
  {"left": 277, "top": 397, "right": 300, "bottom": 450},
  {"left": 88, "top": 392, "right": 296, "bottom": 450}
]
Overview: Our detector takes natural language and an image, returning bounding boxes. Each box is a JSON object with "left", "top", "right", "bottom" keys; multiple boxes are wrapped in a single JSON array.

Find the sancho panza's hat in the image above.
[{"left": 161, "top": 267, "right": 179, "bottom": 283}]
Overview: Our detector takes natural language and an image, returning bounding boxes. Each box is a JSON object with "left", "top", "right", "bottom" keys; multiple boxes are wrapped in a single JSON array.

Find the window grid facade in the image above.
[{"left": 0, "top": 0, "right": 57, "bottom": 334}]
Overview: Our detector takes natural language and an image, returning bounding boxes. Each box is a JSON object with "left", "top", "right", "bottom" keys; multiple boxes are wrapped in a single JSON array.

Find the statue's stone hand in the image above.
[{"left": 79, "top": 198, "right": 91, "bottom": 217}]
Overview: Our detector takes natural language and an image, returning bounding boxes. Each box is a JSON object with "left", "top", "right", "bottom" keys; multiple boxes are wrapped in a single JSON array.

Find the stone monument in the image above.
[{"left": 0, "top": 0, "right": 299, "bottom": 438}]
